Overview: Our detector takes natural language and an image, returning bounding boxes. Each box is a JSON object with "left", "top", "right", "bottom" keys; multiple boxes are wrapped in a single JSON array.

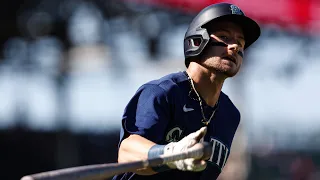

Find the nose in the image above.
[
  {"left": 227, "top": 43, "right": 240, "bottom": 53},
  {"left": 228, "top": 43, "right": 244, "bottom": 58}
]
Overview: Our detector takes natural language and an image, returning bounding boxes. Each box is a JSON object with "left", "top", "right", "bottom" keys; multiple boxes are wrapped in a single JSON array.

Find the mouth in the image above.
[{"left": 222, "top": 55, "right": 237, "bottom": 64}]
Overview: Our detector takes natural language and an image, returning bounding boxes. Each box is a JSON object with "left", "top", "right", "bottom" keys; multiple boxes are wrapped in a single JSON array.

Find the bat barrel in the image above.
[{"left": 21, "top": 162, "right": 144, "bottom": 180}]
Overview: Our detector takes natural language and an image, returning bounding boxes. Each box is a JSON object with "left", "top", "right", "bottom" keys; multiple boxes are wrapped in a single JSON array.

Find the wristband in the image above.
[{"left": 148, "top": 144, "right": 171, "bottom": 172}]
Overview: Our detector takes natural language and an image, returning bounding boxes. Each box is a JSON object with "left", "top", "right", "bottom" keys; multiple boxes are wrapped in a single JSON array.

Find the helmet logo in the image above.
[{"left": 230, "top": 5, "right": 244, "bottom": 15}]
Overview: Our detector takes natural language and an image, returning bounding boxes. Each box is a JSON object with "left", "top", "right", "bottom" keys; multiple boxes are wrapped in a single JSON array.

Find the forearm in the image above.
[
  {"left": 117, "top": 127, "right": 208, "bottom": 175},
  {"left": 118, "top": 134, "right": 158, "bottom": 175}
]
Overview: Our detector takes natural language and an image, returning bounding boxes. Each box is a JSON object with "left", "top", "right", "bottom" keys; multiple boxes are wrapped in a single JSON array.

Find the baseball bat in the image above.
[{"left": 21, "top": 142, "right": 212, "bottom": 180}]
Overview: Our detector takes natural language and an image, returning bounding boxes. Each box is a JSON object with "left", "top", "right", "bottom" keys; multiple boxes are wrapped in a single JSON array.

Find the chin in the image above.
[
  {"left": 224, "top": 71, "right": 238, "bottom": 77},
  {"left": 203, "top": 61, "right": 240, "bottom": 77},
  {"left": 214, "top": 67, "right": 239, "bottom": 77}
]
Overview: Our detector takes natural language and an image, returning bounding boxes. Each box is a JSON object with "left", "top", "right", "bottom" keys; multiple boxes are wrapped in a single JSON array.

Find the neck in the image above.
[{"left": 186, "top": 64, "right": 226, "bottom": 106}]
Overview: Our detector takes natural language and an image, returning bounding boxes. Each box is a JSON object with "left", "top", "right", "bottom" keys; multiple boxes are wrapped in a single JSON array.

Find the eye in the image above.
[
  {"left": 219, "top": 36, "right": 229, "bottom": 41},
  {"left": 237, "top": 40, "right": 245, "bottom": 48}
]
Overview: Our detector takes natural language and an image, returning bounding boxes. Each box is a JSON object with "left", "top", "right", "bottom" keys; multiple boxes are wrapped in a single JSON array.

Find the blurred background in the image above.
[{"left": 1, "top": 0, "right": 320, "bottom": 179}]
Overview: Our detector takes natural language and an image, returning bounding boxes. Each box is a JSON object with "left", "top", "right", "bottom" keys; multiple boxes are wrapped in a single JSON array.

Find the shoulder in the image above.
[
  {"left": 146, "top": 71, "right": 187, "bottom": 89},
  {"left": 137, "top": 71, "right": 188, "bottom": 96}
]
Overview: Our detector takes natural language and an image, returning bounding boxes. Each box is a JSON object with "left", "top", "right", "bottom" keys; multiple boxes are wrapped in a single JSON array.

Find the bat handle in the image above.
[
  {"left": 157, "top": 142, "right": 212, "bottom": 166},
  {"left": 190, "top": 142, "right": 212, "bottom": 160},
  {"left": 202, "top": 142, "right": 213, "bottom": 160}
]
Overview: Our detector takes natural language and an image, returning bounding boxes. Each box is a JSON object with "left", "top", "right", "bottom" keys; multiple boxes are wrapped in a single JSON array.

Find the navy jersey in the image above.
[{"left": 113, "top": 71, "right": 240, "bottom": 180}]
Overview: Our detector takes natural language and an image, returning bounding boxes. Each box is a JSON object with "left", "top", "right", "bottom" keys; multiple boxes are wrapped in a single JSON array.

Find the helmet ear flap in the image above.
[
  {"left": 184, "top": 29, "right": 211, "bottom": 67},
  {"left": 184, "top": 28, "right": 210, "bottom": 58},
  {"left": 185, "top": 35, "right": 203, "bottom": 53},
  {"left": 188, "top": 37, "right": 202, "bottom": 47}
]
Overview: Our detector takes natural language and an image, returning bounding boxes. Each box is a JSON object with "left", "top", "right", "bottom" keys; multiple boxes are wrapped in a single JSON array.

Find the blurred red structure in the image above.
[
  {"left": 290, "top": 157, "right": 315, "bottom": 180},
  {"left": 127, "top": 0, "right": 320, "bottom": 34}
]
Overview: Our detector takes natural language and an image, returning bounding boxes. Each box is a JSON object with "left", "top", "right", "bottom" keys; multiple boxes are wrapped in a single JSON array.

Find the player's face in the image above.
[{"left": 200, "top": 21, "right": 245, "bottom": 77}]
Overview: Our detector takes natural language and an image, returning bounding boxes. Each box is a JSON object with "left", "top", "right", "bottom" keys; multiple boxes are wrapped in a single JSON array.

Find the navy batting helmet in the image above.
[{"left": 184, "top": 3, "right": 261, "bottom": 67}]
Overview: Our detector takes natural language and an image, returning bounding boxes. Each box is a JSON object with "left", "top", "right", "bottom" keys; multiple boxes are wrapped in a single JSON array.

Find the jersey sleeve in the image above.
[{"left": 119, "top": 84, "right": 171, "bottom": 144}]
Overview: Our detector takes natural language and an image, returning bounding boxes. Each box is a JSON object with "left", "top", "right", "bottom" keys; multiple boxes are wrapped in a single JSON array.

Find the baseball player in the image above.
[{"left": 112, "top": 3, "right": 260, "bottom": 180}]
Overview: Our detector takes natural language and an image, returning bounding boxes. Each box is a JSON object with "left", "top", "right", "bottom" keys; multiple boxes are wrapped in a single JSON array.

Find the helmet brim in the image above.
[{"left": 204, "top": 14, "right": 261, "bottom": 49}]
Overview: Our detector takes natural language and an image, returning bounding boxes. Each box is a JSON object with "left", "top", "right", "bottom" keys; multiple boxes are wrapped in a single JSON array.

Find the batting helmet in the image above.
[{"left": 184, "top": 3, "right": 261, "bottom": 67}]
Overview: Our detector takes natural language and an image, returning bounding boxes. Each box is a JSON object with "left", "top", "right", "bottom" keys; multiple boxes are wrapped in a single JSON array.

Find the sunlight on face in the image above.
[
  {"left": 200, "top": 21, "right": 246, "bottom": 77},
  {"left": 208, "top": 21, "right": 245, "bottom": 50}
]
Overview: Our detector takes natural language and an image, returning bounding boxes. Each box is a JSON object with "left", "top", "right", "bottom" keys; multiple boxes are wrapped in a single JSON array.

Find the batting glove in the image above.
[{"left": 164, "top": 127, "right": 207, "bottom": 172}]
